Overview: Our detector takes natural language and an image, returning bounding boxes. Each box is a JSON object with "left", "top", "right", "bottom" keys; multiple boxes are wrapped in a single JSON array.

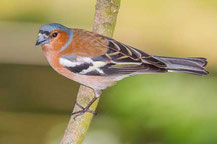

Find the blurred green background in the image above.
[{"left": 0, "top": 0, "right": 217, "bottom": 144}]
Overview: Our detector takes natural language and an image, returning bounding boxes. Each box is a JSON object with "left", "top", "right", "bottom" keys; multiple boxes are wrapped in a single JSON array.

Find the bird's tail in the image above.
[{"left": 152, "top": 56, "right": 209, "bottom": 75}]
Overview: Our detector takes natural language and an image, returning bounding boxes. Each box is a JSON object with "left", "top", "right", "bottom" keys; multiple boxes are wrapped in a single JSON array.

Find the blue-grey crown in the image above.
[{"left": 39, "top": 23, "right": 70, "bottom": 33}]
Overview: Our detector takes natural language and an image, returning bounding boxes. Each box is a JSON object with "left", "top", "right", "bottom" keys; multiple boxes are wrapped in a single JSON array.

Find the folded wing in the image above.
[{"left": 60, "top": 34, "right": 168, "bottom": 76}]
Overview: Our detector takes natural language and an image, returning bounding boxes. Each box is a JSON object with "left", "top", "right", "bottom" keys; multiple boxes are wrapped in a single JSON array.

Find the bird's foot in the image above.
[{"left": 72, "top": 102, "right": 96, "bottom": 120}]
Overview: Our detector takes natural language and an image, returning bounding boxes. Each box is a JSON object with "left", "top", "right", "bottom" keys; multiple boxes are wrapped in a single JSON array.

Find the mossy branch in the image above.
[{"left": 60, "top": 0, "right": 121, "bottom": 144}]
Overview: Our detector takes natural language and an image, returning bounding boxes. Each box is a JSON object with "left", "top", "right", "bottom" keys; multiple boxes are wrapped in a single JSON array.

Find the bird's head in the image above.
[{"left": 36, "top": 23, "right": 73, "bottom": 52}]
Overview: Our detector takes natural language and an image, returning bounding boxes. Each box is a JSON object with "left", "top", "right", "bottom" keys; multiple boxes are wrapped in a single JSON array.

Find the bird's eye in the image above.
[{"left": 52, "top": 32, "right": 58, "bottom": 38}]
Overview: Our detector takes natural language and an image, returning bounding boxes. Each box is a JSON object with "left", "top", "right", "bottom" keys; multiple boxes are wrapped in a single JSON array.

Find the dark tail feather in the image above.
[{"left": 153, "top": 56, "right": 209, "bottom": 76}]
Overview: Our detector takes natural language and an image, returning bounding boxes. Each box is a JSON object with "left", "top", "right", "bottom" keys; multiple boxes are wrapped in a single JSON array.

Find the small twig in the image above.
[{"left": 60, "top": 0, "right": 121, "bottom": 144}]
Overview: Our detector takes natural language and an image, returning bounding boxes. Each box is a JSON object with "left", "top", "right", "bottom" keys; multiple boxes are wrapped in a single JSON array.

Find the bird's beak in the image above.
[{"left": 35, "top": 33, "right": 49, "bottom": 46}]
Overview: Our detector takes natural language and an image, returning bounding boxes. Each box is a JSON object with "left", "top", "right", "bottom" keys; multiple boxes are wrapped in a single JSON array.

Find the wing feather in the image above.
[
  {"left": 93, "top": 36, "right": 167, "bottom": 67},
  {"left": 60, "top": 30, "right": 167, "bottom": 76}
]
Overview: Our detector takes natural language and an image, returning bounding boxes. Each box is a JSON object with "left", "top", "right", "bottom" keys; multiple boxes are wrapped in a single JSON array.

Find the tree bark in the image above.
[{"left": 61, "top": 0, "right": 121, "bottom": 143}]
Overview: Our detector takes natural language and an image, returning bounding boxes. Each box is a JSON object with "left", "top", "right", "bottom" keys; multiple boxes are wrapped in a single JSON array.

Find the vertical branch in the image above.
[
  {"left": 94, "top": 0, "right": 121, "bottom": 36},
  {"left": 60, "top": 0, "right": 121, "bottom": 144}
]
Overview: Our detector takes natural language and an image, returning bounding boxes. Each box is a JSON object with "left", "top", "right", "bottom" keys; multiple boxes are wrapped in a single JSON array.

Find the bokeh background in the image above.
[{"left": 0, "top": 0, "right": 217, "bottom": 144}]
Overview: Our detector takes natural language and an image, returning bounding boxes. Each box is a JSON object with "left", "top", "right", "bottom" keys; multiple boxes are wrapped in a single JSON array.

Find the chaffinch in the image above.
[{"left": 36, "top": 23, "right": 208, "bottom": 115}]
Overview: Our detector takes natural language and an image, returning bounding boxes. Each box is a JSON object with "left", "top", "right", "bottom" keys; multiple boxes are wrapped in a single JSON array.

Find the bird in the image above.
[{"left": 36, "top": 23, "right": 209, "bottom": 116}]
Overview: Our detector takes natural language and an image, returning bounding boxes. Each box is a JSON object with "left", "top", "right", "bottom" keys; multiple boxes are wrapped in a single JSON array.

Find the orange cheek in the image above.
[{"left": 50, "top": 32, "right": 69, "bottom": 51}]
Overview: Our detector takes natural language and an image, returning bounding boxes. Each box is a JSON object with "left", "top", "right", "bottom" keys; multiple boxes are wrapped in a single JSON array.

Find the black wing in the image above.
[{"left": 88, "top": 37, "right": 167, "bottom": 75}]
